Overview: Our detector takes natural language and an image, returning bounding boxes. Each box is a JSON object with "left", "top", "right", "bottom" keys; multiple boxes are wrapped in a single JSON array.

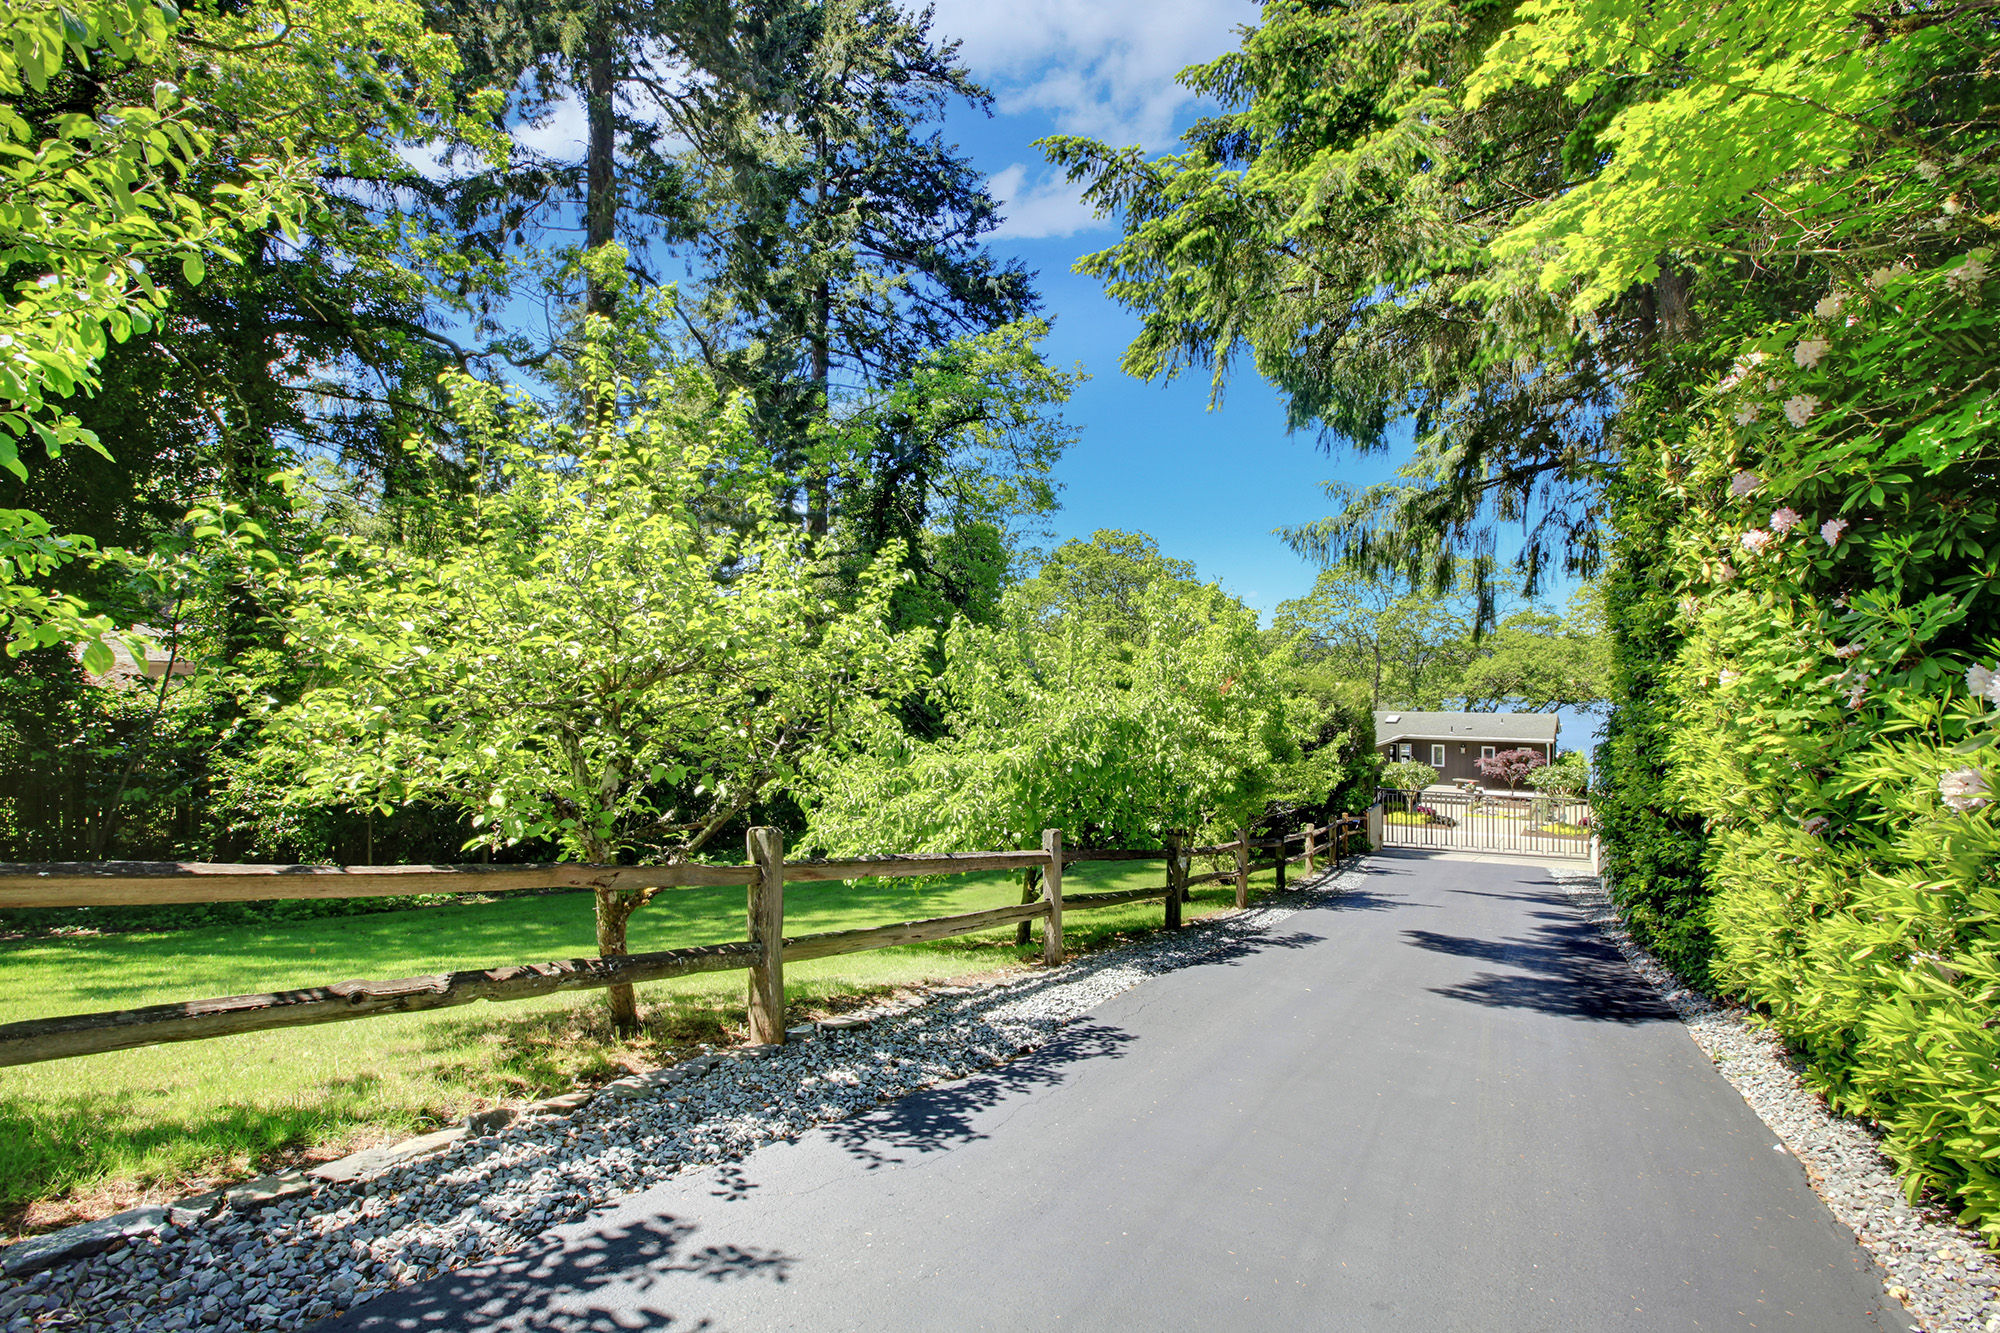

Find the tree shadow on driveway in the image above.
[
  {"left": 334, "top": 1212, "right": 789, "bottom": 1332},
  {"left": 1402, "top": 910, "right": 1675, "bottom": 1025}
]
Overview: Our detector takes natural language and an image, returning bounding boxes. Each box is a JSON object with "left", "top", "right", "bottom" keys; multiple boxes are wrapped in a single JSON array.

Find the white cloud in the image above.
[
  {"left": 931, "top": 0, "right": 1252, "bottom": 147},
  {"left": 989, "top": 163, "right": 1105, "bottom": 239},
  {"left": 511, "top": 94, "right": 587, "bottom": 160}
]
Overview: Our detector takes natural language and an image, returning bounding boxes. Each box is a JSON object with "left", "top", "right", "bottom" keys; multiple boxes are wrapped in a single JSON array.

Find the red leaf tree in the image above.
[{"left": 1474, "top": 747, "right": 1547, "bottom": 793}]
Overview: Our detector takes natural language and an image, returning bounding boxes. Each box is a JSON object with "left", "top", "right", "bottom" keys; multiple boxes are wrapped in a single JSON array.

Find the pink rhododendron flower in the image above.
[
  {"left": 1729, "top": 470, "right": 1761, "bottom": 498},
  {"left": 1845, "top": 682, "right": 1869, "bottom": 709},
  {"left": 1968, "top": 663, "right": 2000, "bottom": 703},
  {"left": 1834, "top": 643, "right": 1863, "bottom": 660},
  {"left": 1735, "top": 403, "right": 1760, "bottom": 425},
  {"left": 1715, "top": 561, "right": 1737, "bottom": 584},
  {"left": 1940, "top": 768, "right": 1990, "bottom": 812},
  {"left": 1821, "top": 517, "right": 1849, "bottom": 547},
  {"left": 1740, "top": 530, "right": 1772, "bottom": 554},
  {"left": 1793, "top": 339, "right": 1830, "bottom": 369},
  {"left": 1814, "top": 294, "right": 1844, "bottom": 318},
  {"left": 1784, "top": 394, "right": 1820, "bottom": 427},
  {"left": 1802, "top": 815, "right": 1832, "bottom": 837},
  {"left": 1770, "top": 506, "right": 1801, "bottom": 533}
]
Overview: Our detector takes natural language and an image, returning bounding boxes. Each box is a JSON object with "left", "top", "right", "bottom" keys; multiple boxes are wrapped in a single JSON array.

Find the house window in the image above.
[
  {"left": 1430, "top": 744, "right": 1445, "bottom": 767},
  {"left": 1398, "top": 743, "right": 1412, "bottom": 761},
  {"left": 1480, "top": 745, "right": 1495, "bottom": 760}
]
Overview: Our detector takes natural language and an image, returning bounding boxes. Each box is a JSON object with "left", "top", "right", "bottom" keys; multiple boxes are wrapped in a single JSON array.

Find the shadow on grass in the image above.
[{"left": 332, "top": 1213, "right": 792, "bottom": 1333}]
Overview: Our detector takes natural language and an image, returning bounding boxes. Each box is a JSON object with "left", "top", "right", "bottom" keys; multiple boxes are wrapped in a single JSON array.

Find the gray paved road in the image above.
[{"left": 332, "top": 853, "right": 1900, "bottom": 1332}]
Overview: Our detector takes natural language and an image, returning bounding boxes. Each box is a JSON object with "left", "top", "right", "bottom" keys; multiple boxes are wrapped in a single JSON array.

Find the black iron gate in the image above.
[{"left": 1376, "top": 787, "right": 1592, "bottom": 859}]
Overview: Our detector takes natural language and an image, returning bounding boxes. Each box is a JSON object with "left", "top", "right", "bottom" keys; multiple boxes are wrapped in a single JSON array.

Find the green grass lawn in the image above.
[{"left": 0, "top": 856, "right": 1287, "bottom": 1235}]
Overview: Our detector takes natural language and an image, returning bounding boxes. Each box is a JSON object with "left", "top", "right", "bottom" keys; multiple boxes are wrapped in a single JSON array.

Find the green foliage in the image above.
[
  {"left": 1526, "top": 751, "right": 1588, "bottom": 796},
  {"left": 1463, "top": 0, "right": 2000, "bottom": 1238},
  {"left": 1379, "top": 759, "right": 1437, "bottom": 792},
  {"left": 1271, "top": 566, "right": 1473, "bottom": 709},
  {"left": 806, "top": 530, "right": 1292, "bottom": 853},
  {"left": 1455, "top": 591, "right": 1610, "bottom": 713},
  {"left": 239, "top": 322, "right": 927, "bottom": 1029},
  {"left": 1267, "top": 663, "right": 1379, "bottom": 820},
  {"left": 256, "top": 355, "right": 925, "bottom": 865},
  {"left": 0, "top": 0, "right": 479, "bottom": 663}
]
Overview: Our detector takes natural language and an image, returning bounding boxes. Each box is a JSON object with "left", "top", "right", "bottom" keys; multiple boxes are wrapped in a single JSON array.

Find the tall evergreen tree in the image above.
[{"left": 685, "top": 0, "right": 1038, "bottom": 537}]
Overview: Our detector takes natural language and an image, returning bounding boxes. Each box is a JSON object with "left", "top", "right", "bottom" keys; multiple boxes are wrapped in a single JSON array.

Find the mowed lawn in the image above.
[{"left": 0, "top": 857, "right": 1288, "bottom": 1234}]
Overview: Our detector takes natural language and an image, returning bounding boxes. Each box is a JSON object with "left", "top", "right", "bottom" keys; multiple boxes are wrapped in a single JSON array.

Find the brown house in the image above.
[{"left": 1374, "top": 711, "right": 1560, "bottom": 786}]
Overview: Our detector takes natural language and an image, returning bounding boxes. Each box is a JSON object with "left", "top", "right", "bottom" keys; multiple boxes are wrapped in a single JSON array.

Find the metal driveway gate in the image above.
[{"left": 1376, "top": 787, "right": 1592, "bottom": 859}]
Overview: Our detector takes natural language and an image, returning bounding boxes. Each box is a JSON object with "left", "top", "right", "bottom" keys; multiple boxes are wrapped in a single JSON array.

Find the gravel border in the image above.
[
  {"left": 1549, "top": 867, "right": 2000, "bottom": 1333},
  {"left": 0, "top": 862, "right": 1367, "bottom": 1333}
]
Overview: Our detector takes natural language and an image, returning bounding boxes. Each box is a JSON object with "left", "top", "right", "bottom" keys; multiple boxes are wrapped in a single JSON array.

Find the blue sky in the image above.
[{"left": 920, "top": 0, "right": 1412, "bottom": 618}]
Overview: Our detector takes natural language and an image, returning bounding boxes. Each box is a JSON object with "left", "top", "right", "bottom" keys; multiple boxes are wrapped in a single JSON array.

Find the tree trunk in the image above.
[
  {"left": 1013, "top": 865, "right": 1041, "bottom": 945},
  {"left": 596, "top": 884, "right": 641, "bottom": 1037},
  {"left": 584, "top": 13, "right": 617, "bottom": 318},
  {"left": 806, "top": 284, "right": 830, "bottom": 536},
  {"left": 582, "top": 8, "right": 618, "bottom": 427},
  {"left": 805, "top": 128, "right": 831, "bottom": 538}
]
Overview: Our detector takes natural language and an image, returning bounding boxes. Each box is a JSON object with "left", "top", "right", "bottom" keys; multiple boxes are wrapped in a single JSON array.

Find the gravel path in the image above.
[
  {"left": 1551, "top": 867, "right": 2000, "bottom": 1333},
  {"left": 0, "top": 864, "right": 1365, "bottom": 1333}
]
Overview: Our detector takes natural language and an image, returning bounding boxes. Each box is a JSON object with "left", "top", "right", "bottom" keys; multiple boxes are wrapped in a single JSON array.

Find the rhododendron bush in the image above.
[{"left": 1514, "top": 1, "right": 2000, "bottom": 1241}]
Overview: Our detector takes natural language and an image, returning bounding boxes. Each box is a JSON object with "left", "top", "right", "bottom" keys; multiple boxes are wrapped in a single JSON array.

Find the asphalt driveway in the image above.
[{"left": 328, "top": 852, "right": 1900, "bottom": 1332}]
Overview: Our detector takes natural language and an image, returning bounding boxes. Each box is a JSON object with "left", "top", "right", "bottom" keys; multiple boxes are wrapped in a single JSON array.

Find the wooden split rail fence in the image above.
[{"left": 0, "top": 818, "right": 1363, "bottom": 1068}]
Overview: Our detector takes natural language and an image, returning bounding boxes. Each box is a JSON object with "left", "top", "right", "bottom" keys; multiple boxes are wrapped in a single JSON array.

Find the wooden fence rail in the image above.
[{"left": 0, "top": 817, "right": 1366, "bottom": 1068}]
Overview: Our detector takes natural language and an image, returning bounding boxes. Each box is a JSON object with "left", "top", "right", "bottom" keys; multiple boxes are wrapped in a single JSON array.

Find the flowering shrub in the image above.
[{"left": 1598, "top": 264, "right": 2000, "bottom": 1237}]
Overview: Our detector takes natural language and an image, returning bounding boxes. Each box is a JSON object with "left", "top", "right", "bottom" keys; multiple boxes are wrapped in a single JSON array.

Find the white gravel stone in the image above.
[{"left": 1551, "top": 866, "right": 1999, "bottom": 1333}]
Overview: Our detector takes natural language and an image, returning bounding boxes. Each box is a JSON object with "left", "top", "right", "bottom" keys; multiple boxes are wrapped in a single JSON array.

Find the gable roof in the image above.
[{"left": 1373, "top": 710, "right": 1560, "bottom": 747}]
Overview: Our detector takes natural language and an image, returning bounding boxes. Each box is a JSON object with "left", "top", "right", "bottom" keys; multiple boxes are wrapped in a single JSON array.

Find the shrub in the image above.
[
  {"left": 1381, "top": 759, "right": 1438, "bottom": 791},
  {"left": 1529, "top": 752, "right": 1590, "bottom": 796}
]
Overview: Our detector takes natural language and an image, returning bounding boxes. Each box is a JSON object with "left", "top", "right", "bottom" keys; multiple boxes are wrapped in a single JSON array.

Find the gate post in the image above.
[
  {"left": 1367, "top": 803, "right": 1383, "bottom": 851},
  {"left": 1304, "top": 825, "right": 1316, "bottom": 875}
]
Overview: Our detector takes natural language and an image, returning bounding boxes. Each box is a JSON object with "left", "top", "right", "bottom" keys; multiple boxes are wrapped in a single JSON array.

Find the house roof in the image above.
[{"left": 1373, "top": 710, "right": 1559, "bottom": 747}]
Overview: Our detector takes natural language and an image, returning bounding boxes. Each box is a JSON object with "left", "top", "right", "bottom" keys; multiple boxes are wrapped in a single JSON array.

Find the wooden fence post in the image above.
[
  {"left": 746, "top": 826, "right": 785, "bottom": 1045},
  {"left": 1305, "top": 824, "right": 1317, "bottom": 875},
  {"left": 1274, "top": 834, "right": 1286, "bottom": 892},
  {"left": 1164, "top": 832, "right": 1184, "bottom": 929},
  {"left": 1234, "top": 826, "right": 1249, "bottom": 910},
  {"left": 1041, "top": 829, "right": 1064, "bottom": 965}
]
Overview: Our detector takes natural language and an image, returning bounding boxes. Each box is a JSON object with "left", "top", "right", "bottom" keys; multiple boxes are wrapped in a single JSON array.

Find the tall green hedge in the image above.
[{"left": 1594, "top": 462, "right": 1714, "bottom": 989}]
